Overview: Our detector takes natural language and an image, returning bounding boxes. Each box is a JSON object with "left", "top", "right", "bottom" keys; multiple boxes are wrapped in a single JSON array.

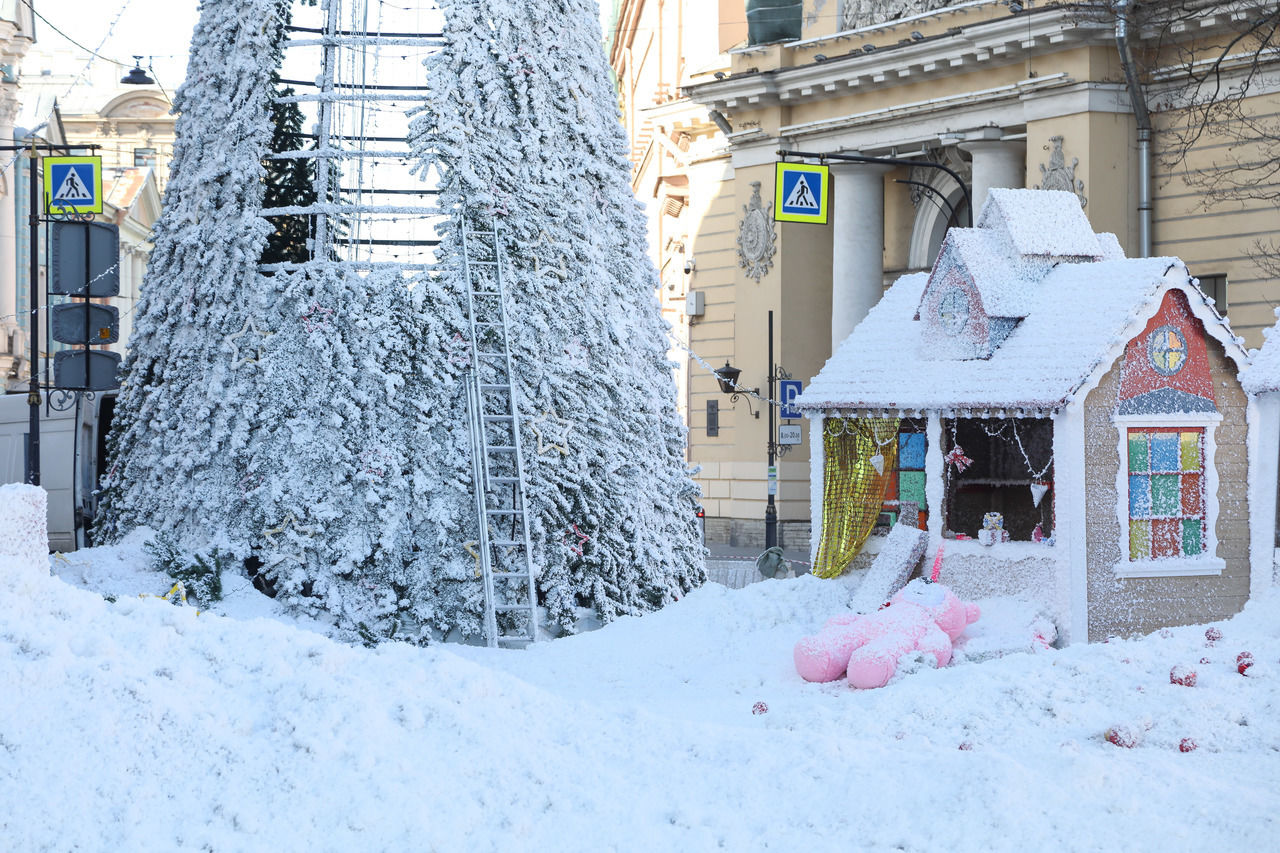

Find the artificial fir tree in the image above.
[
  {"left": 99, "top": 0, "right": 429, "bottom": 640},
  {"left": 409, "top": 0, "right": 705, "bottom": 633},
  {"left": 260, "top": 73, "right": 316, "bottom": 266},
  {"left": 97, "top": 0, "right": 292, "bottom": 551}
]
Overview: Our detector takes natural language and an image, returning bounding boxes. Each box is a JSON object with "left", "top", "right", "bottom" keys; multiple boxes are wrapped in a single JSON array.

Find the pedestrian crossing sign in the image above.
[
  {"left": 44, "top": 156, "right": 103, "bottom": 215},
  {"left": 774, "top": 161, "right": 829, "bottom": 224}
]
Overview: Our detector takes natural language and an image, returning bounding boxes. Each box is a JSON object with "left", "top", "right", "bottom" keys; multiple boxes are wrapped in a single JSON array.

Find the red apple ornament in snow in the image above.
[
  {"left": 1169, "top": 665, "right": 1197, "bottom": 687},
  {"left": 1105, "top": 726, "right": 1139, "bottom": 748},
  {"left": 1179, "top": 738, "right": 1198, "bottom": 753},
  {"left": 752, "top": 701, "right": 768, "bottom": 715},
  {"left": 1205, "top": 627, "right": 1222, "bottom": 646},
  {"left": 1237, "top": 652, "right": 1254, "bottom": 675}
]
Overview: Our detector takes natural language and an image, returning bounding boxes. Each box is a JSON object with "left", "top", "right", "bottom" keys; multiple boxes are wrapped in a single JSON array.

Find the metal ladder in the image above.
[{"left": 461, "top": 222, "right": 539, "bottom": 647}]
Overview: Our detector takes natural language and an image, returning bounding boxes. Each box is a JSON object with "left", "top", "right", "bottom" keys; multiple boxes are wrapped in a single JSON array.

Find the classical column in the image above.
[
  {"left": 830, "top": 162, "right": 893, "bottom": 350},
  {"left": 960, "top": 138, "right": 1026, "bottom": 219},
  {"left": 0, "top": 93, "right": 18, "bottom": 341}
]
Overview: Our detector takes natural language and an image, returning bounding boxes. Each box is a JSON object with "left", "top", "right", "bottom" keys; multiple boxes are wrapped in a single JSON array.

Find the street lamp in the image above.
[
  {"left": 715, "top": 312, "right": 791, "bottom": 548},
  {"left": 715, "top": 361, "right": 758, "bottom": 417},
  {"left": 120, "top": 57, "right": 155, "bottom": 86}
]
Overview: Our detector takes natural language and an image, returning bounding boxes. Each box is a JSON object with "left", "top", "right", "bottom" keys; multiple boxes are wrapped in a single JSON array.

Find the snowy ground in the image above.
[{"left": 4, "top": 533, "right": 1280, "bottom": 851}]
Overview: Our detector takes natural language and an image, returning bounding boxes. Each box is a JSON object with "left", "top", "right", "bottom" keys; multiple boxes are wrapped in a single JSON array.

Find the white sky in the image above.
[
  {"left": 34, "top": 0, "right": 611, "bottom": 95},
  {"left": 31, "top": 0, "right": 201, "bottom": 94}
]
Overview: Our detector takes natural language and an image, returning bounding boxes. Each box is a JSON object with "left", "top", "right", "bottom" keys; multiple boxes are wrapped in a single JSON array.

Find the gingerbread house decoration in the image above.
[{"left": 797, "top": 189, "right": 1272, "bottom": 644}]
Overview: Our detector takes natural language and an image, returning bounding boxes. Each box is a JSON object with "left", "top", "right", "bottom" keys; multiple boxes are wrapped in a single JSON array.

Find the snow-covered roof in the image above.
[
  {"left": 1241, "top": 308, "right": 1280, "bottom": 395},
  {"left": 976, "top": 188, "right": 1102, "bottom": 259},
  {"left": 799, "top": 190, "right": 1245, "bottom": 414},
  {"left": 939, "top": 228, "right": 1039, "bottom": 318}
]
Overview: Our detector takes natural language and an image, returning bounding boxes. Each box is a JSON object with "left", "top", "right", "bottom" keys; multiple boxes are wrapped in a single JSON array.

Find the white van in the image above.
[{"left": 0, "top": 391, "right": 115, "bottom": 551}]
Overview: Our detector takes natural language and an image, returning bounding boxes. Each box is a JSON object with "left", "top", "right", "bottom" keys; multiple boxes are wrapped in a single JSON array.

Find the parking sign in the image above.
[{"left": 779, "top": 379, "right": 803, "bottom": 419}]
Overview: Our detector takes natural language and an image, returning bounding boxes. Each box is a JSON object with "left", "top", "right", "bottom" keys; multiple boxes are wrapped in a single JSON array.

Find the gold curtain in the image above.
[{"left": 812, "top": 417, "right": 900, "bottom": 579}]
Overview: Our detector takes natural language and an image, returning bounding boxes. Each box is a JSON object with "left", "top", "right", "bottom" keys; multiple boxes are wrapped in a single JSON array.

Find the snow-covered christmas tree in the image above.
[
  {"left": 102, "top": 0, "right": 703, "bottom": 641},
  {"left": 408, "top": 0, "right": 705, "bottom": 633},
  {"left": 97, "top": 0, "right": 291, "bottom": 554}
]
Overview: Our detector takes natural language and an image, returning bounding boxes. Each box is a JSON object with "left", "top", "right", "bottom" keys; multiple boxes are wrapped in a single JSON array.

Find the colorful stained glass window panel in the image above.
[
  {"left": 1181, "top": 473, "right": 1203, "bottom": 517},
  {"left": 1128, "top": 433, "right": 1149, "bottom": 472},
  {"left": 1182, "top": 519, "right": 1204, "bottom": 555},
  {"left": 1129, "top": 475, "right": 1151, "bottom": 517},
  {"left": 1179, "top": 432, "right": 1201, "bottom": 471},
  {"left": 1152, "top": 518, "right": 1181, "bottom": 558},
  {"left": 1151, "top": 474, "right": 1180, "bottom": 516},
  {"left": 1151, "top": 433, "right": 1180, "bottom": 472},
  {"left": 899, "top": 433, "right": 926, "bottom": 470},
  {"left": 899, "top": 471, "right": 926, "bottom": 509},
  {"left": 1129, "top": 520, "right": 1151, "bottom": 560},
  {"left": 883, "top": 472, "right": 898, "bottom": 502}
]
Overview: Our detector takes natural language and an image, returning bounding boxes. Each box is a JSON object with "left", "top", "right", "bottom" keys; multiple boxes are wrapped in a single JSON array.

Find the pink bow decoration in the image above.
[{"left": 945, "top": 444, "right": 973, "bottom": 473}]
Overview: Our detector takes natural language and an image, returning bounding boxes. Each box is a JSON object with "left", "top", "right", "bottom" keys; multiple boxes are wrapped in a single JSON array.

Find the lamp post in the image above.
[
  {"left": 716, "top": 312, "right": 791, "bottom": 549},
  {"left": 764, "top": 309, "right": 793, "bottom": 549}
]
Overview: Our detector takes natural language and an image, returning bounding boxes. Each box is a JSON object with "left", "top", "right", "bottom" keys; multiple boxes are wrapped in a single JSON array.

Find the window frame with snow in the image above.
[
  {"left": 1112, "top": 411, "right": 1225, "bottom": 578},
  {"left": 940, "top": 417, "right": 1054, "bottom": 542}
]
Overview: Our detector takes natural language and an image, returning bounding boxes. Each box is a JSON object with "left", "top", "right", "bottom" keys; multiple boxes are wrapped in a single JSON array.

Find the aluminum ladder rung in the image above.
[{"left": 462, "top": 216, "right": 539, "bottom": 648}]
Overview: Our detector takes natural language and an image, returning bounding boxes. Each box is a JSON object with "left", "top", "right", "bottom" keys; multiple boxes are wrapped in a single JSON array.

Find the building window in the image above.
[
  {"left": 1197, "top": 274, "right": 1227, "bottom": 312},
  {"left": 134, "top": 147, "right": 157, "bottom": 167},
  {"left": 943, "top": 417, "right": 1053, "bottom": 541},
  {"left": 878, "top": 419, "right": 926, "bottom": 529},
  {"left": 1126, "top": 427, "right": 1206, "bottom": 560}
]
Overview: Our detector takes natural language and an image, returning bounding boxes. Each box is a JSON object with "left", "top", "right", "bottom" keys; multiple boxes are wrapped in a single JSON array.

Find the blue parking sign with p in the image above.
[
  {"left": 780, "top": 379, "right": 803, "bottom": 419},
  {"left": 774, "top": 162, "right": 829, "bottom": 224}
]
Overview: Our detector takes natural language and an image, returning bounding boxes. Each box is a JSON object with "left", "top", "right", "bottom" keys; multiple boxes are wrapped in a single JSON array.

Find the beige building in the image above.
[
  {"left": 2, "top": 47, "right": 173, "bottom": 391},
  {"left": 0, "top": 0, "right": 34, "bottom": 386},
  {"left": 611, "top": 0, "right": 1280, "bottom": 553}
]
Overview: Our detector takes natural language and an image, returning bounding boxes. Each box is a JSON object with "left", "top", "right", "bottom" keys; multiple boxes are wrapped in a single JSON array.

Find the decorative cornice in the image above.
[{"left": 685, "top": 7, "right": 1112, "bottom": 112}]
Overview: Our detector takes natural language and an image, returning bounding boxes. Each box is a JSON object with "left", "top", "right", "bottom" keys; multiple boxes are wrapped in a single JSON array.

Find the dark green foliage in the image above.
[
  {"left": 145, "top": 533, "right": 227, "bottom": 606},
  {"left": 260, "top": 72, "right": 316, "bottom": 265}
]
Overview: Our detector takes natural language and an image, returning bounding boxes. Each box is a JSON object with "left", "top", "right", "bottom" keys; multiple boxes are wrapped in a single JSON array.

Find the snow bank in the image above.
[
  {"left": 0, "top": 484, "right": 47, "bottom": 587},
  {"left": 6, "top": 541, "right": 1280, "bottom": 849}
]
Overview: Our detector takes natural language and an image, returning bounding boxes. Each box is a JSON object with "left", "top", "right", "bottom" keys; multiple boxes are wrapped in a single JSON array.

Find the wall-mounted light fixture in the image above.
[{"left": 715, "top": 361, "right": 759, "bottom": 418}]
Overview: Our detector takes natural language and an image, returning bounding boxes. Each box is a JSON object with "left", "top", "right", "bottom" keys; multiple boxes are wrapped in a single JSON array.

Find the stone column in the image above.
[
  {"left": 830, "top": 162, "right": 893, "bottom": 350},
  {"left": 0, "top": 94, "right": 18, "bottom": 342},
  {"left": 960, "top": 137, "right": 1026, "bottom": 219}
]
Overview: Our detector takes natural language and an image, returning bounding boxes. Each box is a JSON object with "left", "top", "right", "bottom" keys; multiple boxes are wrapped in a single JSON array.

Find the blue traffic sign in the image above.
[
  {"left": 774, "top": 162, "right": 829, "bottom": 224},
  {"left": 44, "top": 156, "right": 103, "bottom": 215},
  {"left": 779, "top": 379, "right": 803, "bottom": 419}
]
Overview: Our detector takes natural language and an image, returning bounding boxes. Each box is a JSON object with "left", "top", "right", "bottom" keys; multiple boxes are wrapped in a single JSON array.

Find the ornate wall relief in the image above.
[
  {"left": 1035, "top": 135, "right": 1087, "bottom": 208},
  {"left": 737, "top": 181, "right": 777, "bottom": 282}
]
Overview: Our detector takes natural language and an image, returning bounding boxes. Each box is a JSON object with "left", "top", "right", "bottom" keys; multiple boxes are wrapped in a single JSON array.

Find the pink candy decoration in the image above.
[{"left": 929, "top": 545, "right": 944, "bottom": 583}]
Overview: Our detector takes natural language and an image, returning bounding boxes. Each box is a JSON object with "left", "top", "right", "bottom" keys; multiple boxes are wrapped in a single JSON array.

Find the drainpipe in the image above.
[{"left": 1116, "top": 0, "right": 1152, "bottom": 257}]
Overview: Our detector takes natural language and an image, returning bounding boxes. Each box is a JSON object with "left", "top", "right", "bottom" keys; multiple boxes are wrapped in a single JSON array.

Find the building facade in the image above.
[{"left": 611, "top": 0, "right": 1280, "bottom": 552}]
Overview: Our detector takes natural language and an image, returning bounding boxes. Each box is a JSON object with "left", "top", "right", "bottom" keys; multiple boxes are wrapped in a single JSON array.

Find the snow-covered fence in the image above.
[{"left": 0, "top": 484, "right": 48, "bottom": 581}]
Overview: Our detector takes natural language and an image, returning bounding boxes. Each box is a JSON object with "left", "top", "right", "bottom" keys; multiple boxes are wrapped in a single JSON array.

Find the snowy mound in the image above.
[{"left": 4, "top": 536, "right": 1280, "bottom": 849}]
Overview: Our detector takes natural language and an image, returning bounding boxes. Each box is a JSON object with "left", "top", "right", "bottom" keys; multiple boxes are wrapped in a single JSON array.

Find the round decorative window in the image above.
[
  {"left": 1147, "top": 325, "right": 1188, "bottom": 376},
  {"left": 938, "top": 286, "right": 970, "bottom": 336}
]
